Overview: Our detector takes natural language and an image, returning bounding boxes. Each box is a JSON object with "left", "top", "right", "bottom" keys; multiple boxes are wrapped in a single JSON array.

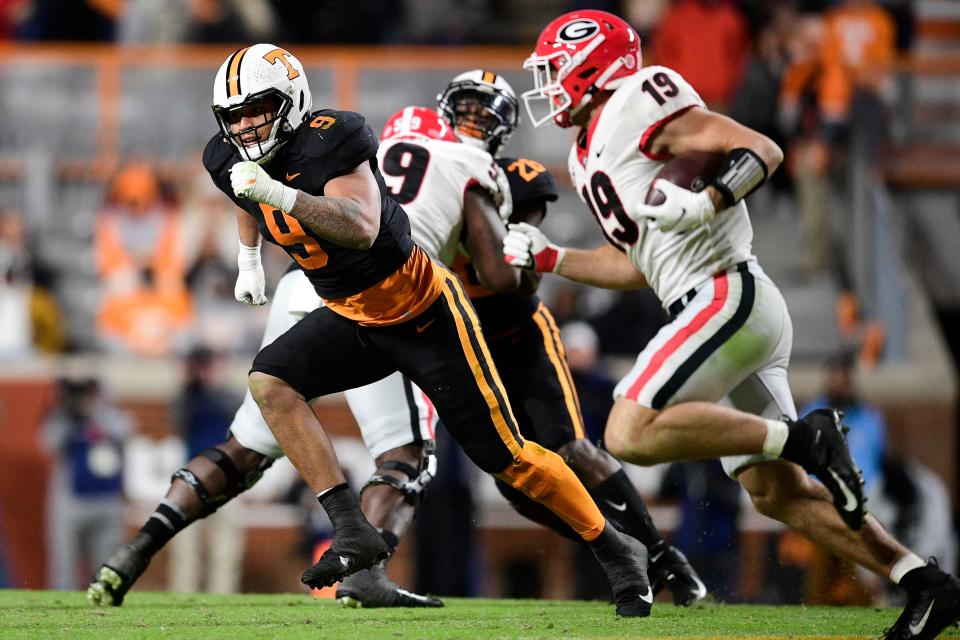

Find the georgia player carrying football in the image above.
[
  {"left": 504, "top": 10, "right": 960, "bottom": 638},
  {"left": 438, "top": 69, "right": 706, "bottom": 606}
]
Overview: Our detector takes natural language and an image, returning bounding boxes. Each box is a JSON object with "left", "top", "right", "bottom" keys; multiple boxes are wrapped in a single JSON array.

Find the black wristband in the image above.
[{"left": 711, "top": 148, "right": 768, "bottom": 209}]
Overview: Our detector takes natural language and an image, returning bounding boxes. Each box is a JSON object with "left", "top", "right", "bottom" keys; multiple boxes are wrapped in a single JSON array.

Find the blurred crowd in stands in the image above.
[
  {"left": 0, "top": 0, "right": 910, "bottom": 366},
  {"left": 1, "top": 0, "right": 950, "bottom": 608}
]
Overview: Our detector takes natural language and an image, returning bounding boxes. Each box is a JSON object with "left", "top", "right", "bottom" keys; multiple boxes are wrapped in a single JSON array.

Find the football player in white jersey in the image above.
[
  {"left": 504, "top": 10, "right": 960, "bottom": 638},
  {"left": 438, "top": 68, "right": 707, "bottom": 606}
]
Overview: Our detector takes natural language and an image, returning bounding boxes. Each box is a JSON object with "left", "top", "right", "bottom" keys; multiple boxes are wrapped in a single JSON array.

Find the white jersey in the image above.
[
  {"left": 567, "top": 66, "right": 755, "bottom": 308},
  {"left": 378, "top": 136, "right": 503, "bottom": 267}
]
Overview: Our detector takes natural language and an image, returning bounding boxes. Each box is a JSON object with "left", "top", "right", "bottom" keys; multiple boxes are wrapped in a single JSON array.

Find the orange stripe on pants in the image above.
[
  {"left": 496, "top": 441, "right": 605, "bottom": 541},
  {"left": 532, "top": 303, "right": 586, "bottom": 440}
]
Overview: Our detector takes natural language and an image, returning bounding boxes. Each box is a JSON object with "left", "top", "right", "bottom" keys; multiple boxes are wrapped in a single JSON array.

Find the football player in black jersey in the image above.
[
  {"left": 437, "top": 69, "right": 707, "bottom": 606},
  {"left": 91, "top": 44, "right": 653, "bottom": 618}
]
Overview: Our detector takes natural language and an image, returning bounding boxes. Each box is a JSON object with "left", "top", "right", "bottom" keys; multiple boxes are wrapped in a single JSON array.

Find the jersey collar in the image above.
[{"left": 575, "top": 100, "right": 608, "bottom": 167}]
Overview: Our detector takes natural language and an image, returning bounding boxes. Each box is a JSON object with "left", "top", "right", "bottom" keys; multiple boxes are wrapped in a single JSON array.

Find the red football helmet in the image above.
[
  {"left": 381, "top": 106, "right": 458, "bottom": 142},
  {"left": 522, "top": 10, "right": 641, "bottom": 128}
]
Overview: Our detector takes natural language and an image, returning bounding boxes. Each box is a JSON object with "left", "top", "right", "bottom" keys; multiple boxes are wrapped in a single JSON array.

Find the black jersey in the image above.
[
  {"left": 203, "top": 109, "right": 414, "bottom": 300},
  {"left": 497, "top": 156, "right": 559, "bottom": 220}
]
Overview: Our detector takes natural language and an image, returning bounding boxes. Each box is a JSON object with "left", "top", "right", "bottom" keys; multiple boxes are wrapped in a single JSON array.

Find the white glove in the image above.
[
  {"left": 633, "top": 180, "right": 716, "bottom": 233},
  {"left": 235, "top": 240, "right": 267, "bottom": 306},
  {"left": 230, "top": 161, "right": 298, "bottom": 212},
  {"left": 502, "top": 222, "right": 565, "bottom": 273}
]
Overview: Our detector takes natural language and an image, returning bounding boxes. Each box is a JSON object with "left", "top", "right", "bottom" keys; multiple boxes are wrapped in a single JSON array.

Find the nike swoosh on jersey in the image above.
[
  {"left": 286, "top": 171, "right": 302, "bottom": 181},
  {"left": 639, "top": 587, "right": 654, "bottom": 604},
  {"left": 828, "top": 468, "right": 860, "bottom": 512},
  {"left": 909, "top": 599, "right": 935, "bottom": 635},
  {"left": 416, "top": 319, "right": 435, "bottom": 333},
  {"left": 605, "top": 499, "right": 628, "bottom": 512}
]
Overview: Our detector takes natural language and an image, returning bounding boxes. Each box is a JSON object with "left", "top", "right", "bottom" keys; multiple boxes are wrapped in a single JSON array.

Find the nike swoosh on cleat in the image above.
[
  {"left": 605, "top": 499, "right": 628, "bottom": 512},
  {"left": 396, "top": 588, "right": 431, "bottom": 602},
  {"left": 828, "top": 468, "right": 859, "bottom": 512},
  {"left": 691, "top": 576, "right": 708, "bottom": 598},
  {"left": 639, "top": 587, "right": 654, "bottom": 604},
  {"left": 339, "top": 556, "right": 350, "bottom": 567},
  {"left": 909, "top": 599, "right": 935, "bottom": 635}
]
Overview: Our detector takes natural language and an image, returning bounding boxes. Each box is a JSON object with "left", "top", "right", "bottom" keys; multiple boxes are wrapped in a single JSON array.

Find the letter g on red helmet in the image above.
[{"left": 522, "top": 10, "right": 641, "bottom": 128}]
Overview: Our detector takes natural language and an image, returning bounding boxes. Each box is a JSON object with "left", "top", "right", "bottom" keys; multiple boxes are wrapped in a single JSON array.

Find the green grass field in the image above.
[{"left": 1, "top": 591, "right": 957, "bottom": 639}]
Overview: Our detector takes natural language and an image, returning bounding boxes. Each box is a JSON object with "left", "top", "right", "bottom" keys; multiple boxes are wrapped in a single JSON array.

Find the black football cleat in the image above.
[
  {"left": 649, "top": 544, "right": 707, "bottom": 606},
  {"left": 589, "top": 523, "right": 653, "bottom": 617},
  {"left": 86, "top": 541, "right": 151, "bottom": 607},
  {"left": 336, "top": 564, "right": 443, "bottom": 608},
  {"left": 785, "top": 408, "right": 866, "bottom": 530},
  {"left": 885, "top": 571, "right": 960, "bottom": 639},
  {"left": 301, "top": 522, "right": 390, "bottom": 590}
]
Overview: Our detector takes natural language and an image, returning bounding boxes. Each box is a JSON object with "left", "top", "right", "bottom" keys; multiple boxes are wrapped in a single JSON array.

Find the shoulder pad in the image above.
[
  {"left": 295, "top": 110, "right": 368, "bottom": 152},
  {"left": 497, "top": 157, "right": 559, "bottom": 210},
  {"left": 202, "top": 132, "right": 238, "bottom": 175},
  {"left": 286, "top": 110, "right": 379, "bottom": 187}
]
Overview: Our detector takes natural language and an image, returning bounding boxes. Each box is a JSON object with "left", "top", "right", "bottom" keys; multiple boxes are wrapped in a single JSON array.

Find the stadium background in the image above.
[{"left": 0, "top": 0, "right": 957, "bottom": 607}]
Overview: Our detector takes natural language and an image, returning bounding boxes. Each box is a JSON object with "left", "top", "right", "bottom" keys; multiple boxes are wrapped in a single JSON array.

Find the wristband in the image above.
[
  {"left": 266, "top": 181, "right": 298, "bottom": 213},
  {"left": 237, "top": 240, "right": 262, "bottom": 271},
  {"left": 711, "top": 148, "right": 768, "bottom": 209}
]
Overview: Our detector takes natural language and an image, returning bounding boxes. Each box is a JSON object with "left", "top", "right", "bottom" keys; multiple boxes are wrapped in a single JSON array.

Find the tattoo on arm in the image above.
[{"left": 288, "top": 191, "right": 372, "bottom": 249}]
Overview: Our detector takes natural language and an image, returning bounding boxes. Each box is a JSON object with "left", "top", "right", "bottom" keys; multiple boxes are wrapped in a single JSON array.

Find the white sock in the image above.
[
  {"left": 761, "top": 419, "right": 789, "bottom": 456},
  {"left": 890, "top": 553, "right": 928, "bottom": 584}
]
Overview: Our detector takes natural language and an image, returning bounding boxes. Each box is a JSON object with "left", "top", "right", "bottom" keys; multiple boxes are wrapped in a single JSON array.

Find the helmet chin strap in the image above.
[{"left": 237, "top": 116, "right": 288, "bottom": 164}]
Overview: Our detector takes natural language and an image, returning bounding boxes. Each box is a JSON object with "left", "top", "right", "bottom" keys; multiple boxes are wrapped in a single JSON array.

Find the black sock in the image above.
[
  {"left": 590, "top": 469, "right": 663, "bottom": 548},
  {"left": 379, "top": 529, "right": 400, "bottom": 555},
  {"left": 901, "top": 561, "right": 948, "bottom": 594},
  {"left": 780, "top": 420, "right": 811, "bottom": 464},
  {"left": 136, "top": 500, "right": 190, "bottom": 556},
  {"left": 318, "top": 483, "right": 366, "bottom": 530}
]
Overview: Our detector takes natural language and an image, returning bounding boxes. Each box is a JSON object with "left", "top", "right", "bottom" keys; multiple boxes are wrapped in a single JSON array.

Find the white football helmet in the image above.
[
  {"left": 436, "top": 70, "right": 519, "bottom": 157},
  {"left": 212, "top": 43, "right": 313, "bottom": 163}
]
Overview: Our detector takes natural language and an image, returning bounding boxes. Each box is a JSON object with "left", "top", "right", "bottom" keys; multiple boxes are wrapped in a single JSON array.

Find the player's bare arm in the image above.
[
  {"left": 503, "top": 224, "right": 647, "bottom": 290},
  {"left": 648, "top": 107, "right": 784, "bottom": 211},
  {"left": 292, "top": 161, "right": 381, "bottom": 249},
  {"left": 236, "top": 208, "right": 261, "bottom": 246},
  {"left": 555, "top": 244, "right": 647, "bottom": 290},
  {"left": 462, "top": 186, "right": 520, "bottom": 294}
]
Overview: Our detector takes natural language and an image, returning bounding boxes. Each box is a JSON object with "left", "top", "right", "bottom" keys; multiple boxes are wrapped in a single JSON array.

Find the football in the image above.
[{"left": 645, "top": 151, "right": 725, "bottom": 206}]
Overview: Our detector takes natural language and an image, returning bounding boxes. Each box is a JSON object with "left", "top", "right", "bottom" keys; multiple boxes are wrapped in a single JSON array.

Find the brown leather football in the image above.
[{"left": 645, "top": 152, "right": 725, "bottom": 205}]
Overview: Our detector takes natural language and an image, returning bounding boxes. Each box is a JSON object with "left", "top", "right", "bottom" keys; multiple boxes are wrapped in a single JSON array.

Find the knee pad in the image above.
[
  {"left": 360, "top": 440, "right": 437, "bottom": 507},
  {"left": 496, "top": 442, "right": 566, "bottom": 501},
  {"left": 172, "top": 447, "right": 273, "bottom": 518}
]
